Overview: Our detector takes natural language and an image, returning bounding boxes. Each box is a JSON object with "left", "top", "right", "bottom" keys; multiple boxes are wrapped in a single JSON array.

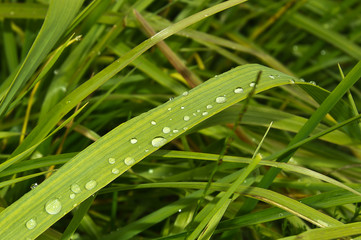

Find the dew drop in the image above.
[
  {"left": 249, "top": 82, "right": 256, "bottom": 87},
  {"left": 85, "top": 180, "right": 97, "bottom": 190},
  {"left": 108, "top": 157, "right": 115, "bottom": 164},
  {"left": 66, "top": 100, "right": 71, "bottom": 104},
  {"left": 269, "top": 75, "right": 275, "bottom": 79},
  {"left": 26, "top": 219, "right": 37, "bottom": 230},
  {"left": 197, "top": 110, "right": 201, "bottom": 113},
  {"left": 45, "top": 198, "right": 62, "bottom": 215},
  {"left": 183, "top": 127, "right": 188, "bottom": 131},
  {"left": 69, "top": 193, "right": 76, "bottom": 199},
  {"left": 168, "top": 107, "right": 172, "bottom": 111},
  {"left": 112, "top": 168, "right": 120, "bottom": 174},
  {"left": 163, "top": 127, "right": 171, "bottom": 134},
  {"left": 206, "top": 105, "right": 213, "bottom": 109},
  {"left": 215, "top": 96, "right": 226, "bottom": 104},
  {"left": 193, "top": 113, "right": 197, "bottom": 116},
  {"left": 300, "top": 78, "right": 305, "bottom": 82},
  {"left": 181, "top": 106, "right": 185, "bottom": 110},
  {"left": 151, "top": 137, "right": 167, "bottom": 147},
  {"left": 148, "top": 169, "right": 154, "bottom": 174},
  {"left": 178, "top": 209, "right": 182, "bottom": 212},
  {"left": 151, "top": 120, "right": 156, "bottom": 125},
  {"left": 202, "top": 112, "right": 208, "bottom": 116},
  {"left": 169, "top": 97, "right": 174, "bottom": 101},
  {"left": 234, "top": 87, "right": 244, "bottom": 94},
  {"left": 145, "top": 149, "right": 149, "bottom": 152},
  {"left": 289, "top": 79, "right": 295, "bottom": 84},
  {"left": 309, "top": 81, "right": 316, "bottom": 85},
  {"left": 53, "top": 69, "right": 59, "bottom": 75},
  {"left": 30, "top": 183, "right": 38, "bottom": 189},
  {"left": 124, "top": 157, "right": 135, "bottom": 166},
  {"left": 183, "top": 116, "right": 190, "bottom": 121},
  {"left": 130, "top": 138, "right": 138, "bottom": 144},
  {"left": 320, "top": 49, "right": 326, "bottom": 55},
  {"left": 71, "top": 183, "right": 81, "bottom": 193},
  {"left": 173, "top": 129, "right": 179, "bottom": 133},
  {"left": 182, "top": 91, "right": 189, "bottom": 96}
]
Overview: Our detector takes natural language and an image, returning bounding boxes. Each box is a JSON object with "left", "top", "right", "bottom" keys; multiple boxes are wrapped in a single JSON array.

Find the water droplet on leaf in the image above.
[
  {"left": 85, "top": 180, "right": 97, "bottom": 190},
  {"left": 152, "top": 137, "right": 167, "bottom": 147},
  {"left": 45, "top": 198, "right": 62, "bottom": 215}
]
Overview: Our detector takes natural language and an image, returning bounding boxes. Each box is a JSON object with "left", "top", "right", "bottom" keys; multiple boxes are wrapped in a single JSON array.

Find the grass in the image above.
[{"left": 1, "top": 0, "right": 361, "bottom": 239}]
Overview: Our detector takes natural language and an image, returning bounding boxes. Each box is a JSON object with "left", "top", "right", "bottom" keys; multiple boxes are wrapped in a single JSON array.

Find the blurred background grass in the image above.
[{"left": 1, "top": 0, "right": 361, "bottom": 239}]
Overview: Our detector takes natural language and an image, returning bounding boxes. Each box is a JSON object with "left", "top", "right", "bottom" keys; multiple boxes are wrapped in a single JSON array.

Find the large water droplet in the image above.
[
  {"left": 85, "top": 180, "right": 97, "bottom": 190},
  {"left": 45, "top": 198, "right": 62, "bottom": 215},
  {"left": 130, "top": 138, "right": 138, "bottom": 144},
  {"left": 26, "top": 219, "right": 37, "bottom": 230},
  {"left": 216, "top": 96, "right": 226, "bottom": 103},
  {"left": 152, "top": 137, "right": 167, "bottom": 147},
  {"left": 183, "top": 116, "right": 190, "bottom": 121},
  {"left": 163, "top": 127, "right": 171, "bottom": 134},
  {"left": 206, "top": 105, "right": 213, "bottom": 109},
  {"left": 108, "top": 157, "right": 115, "bottom": 164},
  {"left": 124, "top": 157, "right": 135, "bottom": 166},
  {"left": 71, "top": 183, "right": 81, "bottom": 193},
  {"left": 234, "top": 87, "right": 244, "bottom": 94},
  {"left": 112, "top": 168, "right": 120, "bottom": 174}
]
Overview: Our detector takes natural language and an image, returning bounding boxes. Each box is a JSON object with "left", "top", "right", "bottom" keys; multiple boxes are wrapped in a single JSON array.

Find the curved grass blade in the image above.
[{"left": 0, "top": 64, "right": 299, "bottom": 239}]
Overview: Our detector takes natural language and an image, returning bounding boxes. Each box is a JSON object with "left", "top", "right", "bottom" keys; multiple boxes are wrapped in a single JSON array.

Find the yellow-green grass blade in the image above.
[
  {"left": 279, "top": 222, "right": 361, "bottom": 240},
  {"left": 0, "top": 64, "right": 299, "bottom": 239},
  {"left": 0, "top": 0, "right": 84, "bottom": 117}
]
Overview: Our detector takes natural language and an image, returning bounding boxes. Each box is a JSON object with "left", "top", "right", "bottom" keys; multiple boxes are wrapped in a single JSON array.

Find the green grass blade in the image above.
[
  {"left": 0, "top": 0, "right": 84, "bottom": 117},
  {"left": 0, "top": 64, "right": 298, "bottom": 239}
]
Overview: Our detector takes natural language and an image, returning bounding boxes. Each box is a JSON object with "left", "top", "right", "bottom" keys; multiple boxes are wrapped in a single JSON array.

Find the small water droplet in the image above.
[
  {"left": 163, "top": 127, "right": 171, "bottom": 133},
  {"left": 30, "top": 183, "right": 38, "bottom": 189},
  {"left": 202, "top": 112, "right": 208, "bottom": 116},
  {"left": 108, "top": 157, "right": 115, "bottom": 164},
  {"left": 234, "top": 87, "right": 244, "bottom": 94},
  {"left": 183, "top": 116, "right": 190, "bottom": 121},
  {"left": 309, "top": 81, "right": 316, "bottom": 85},
  {"left": 112, "top": 168, "right": 120, "bottom": 174},
  {"left": 181, "top": 106, "right": 185, "bottom": 110},
  {"left": 206, "top": 105, "right": 213, "bottom": 109},
  {"left": 178, "top": 209, "right": 182, "bottom": 212},
  {"left": 66, "top": 100, "right": 71, "bottom": 104},
  {"left": 85, "top": 180, "right": 97, "bottom": 190},
  {"left": 215, "top": 96, "right": 226, "bottom": 103},
  {"left": 168, "top": 107, "right": 172, "bottom": 111},
  {"left": 300, "top": 78, "right": 305, "bottom": 82},
  {"left": 289, "top": 79, "right": 295, "bottom": 84},
  {"left": 130, "top": 138, "right": 138, "bottom": 144},
  {"left": 148, "top": 169, "right": 154, "bottom": 174},
  {"left": 169, "top": 97, "right": 174, "bottom": 101},
  {"left": 173, "top": 129, "right": 179, "bottom": 133},
  {"left": 249, "top": 82, "right": 256, "bottom": 87},
  {"left": 124, "top": 157, "right": 135, "bottom": 166},
  {"left": 182, "top": 91, "right": 189, "bottom": 96},
  {"left": 26, "top": 219, "right": 37, "bottom": 230},
  {"left": 69, "top": 193, "right": 76, "bottom": 199},
  {"left": 71, "top": 184, "right": 81, "bottom": 193},
  {"left": 197, "top": 110, "right": 200, "bottom": 113},
  {"left": 151, "top": 137, "right": 167, "bottom": 147},
  {"left": 193, "top": 113, "right": 197, "bottom": 116},
  {"left": 145, "top": 149, "right": 149, "bottom": 152},
  {"left": 320, "top": 49, "right": 326, "bottom": 55},
  {"left": 45, "top": 198, "right": 62, "bottom": 215},
  {"left": 151, "top": 121, "right": 156, "bottom": 125},
  {"left": 53, "top": 69, "right": 59, "bottom": 75},
  {"left": 183, "top": 127, "right": 188, "bottom": 131},
  {"left": 269, "top": 75, "right": 275, "bottom": 79}
]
